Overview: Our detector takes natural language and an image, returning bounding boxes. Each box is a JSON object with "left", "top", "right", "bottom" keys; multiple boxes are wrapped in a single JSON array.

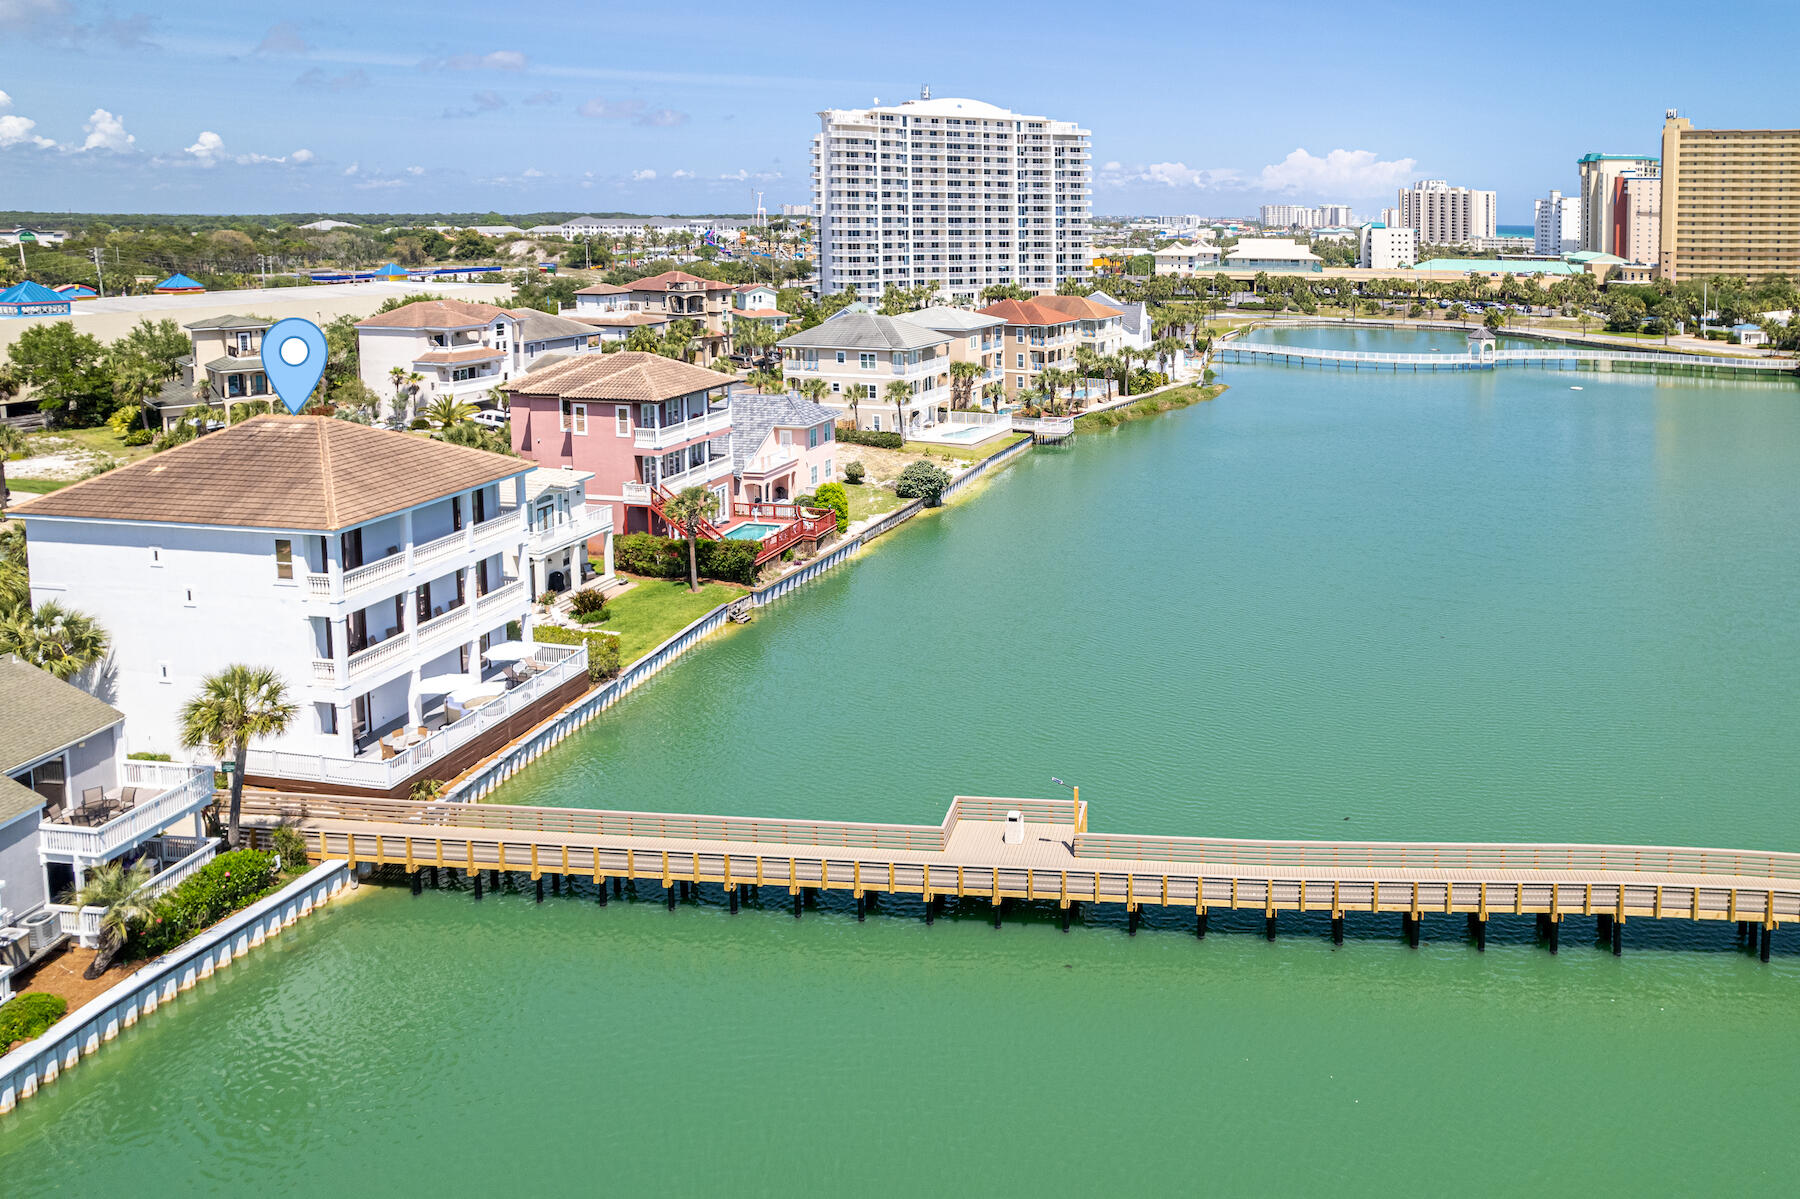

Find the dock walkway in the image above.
[
  {"left": 1219, "top": 343, "right": 1796, "bottom": 374},
  {"left": 242, "top": 793, "right": 1797, "bottom": 956}
]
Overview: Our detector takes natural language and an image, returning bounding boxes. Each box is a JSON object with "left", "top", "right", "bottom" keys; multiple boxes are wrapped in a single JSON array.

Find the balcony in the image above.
[
  {"left": 304, "top": 509, "right": 523, "bottom": 604},
  {"left": 38, "top": 761, "right": 214, "bottom": 866},
  {"left": 633, "top": 407, "right": 730, "bottom": 451},
  {"left": 529, "top": 506, "right": 609, "bottom": 556}
]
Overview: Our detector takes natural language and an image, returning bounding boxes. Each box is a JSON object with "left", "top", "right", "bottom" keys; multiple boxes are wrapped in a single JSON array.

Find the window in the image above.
[
  {"left": 871, "top": 416, "right": 881, "bottom": 431},
  {"left": 560, "top": 400, "right": 588, "bottom": 434},
  {"left": 235, "top": 331, "right": 252, "bottom": 353},
  {"left": 823, "top": 424, "right": 834, "bottom": 442},
  {"left": 835, "top": 350, "right": 847, "bottom": 364},
  {"left": 824, "top": 458, "right": 833, "bottom": 478},
  {"left": 149, "top": 546, "right": 162, "bottom": 567},
  {"left": 157, "top": 661, "right": 171, "bottom": 685},
  {"left": 317, "top": 703, "right": 338, "bottom": 735},
  {"left": 810, "top": 465, "right": 819, "bottom": 487},
  {"left": 779, "top": 429, "right": 793, "bottom": 446},
  {"left": 274, "top": 538, "right": 294, "bottom": 580},
  {"left": 807, "top": 427, "right": 819, "bottom": 449},
  {"left": 1016, "top": 330, "right": 1025, "bottom": 342},
  {"left": 615, "top": 405, "right": 631, "bottom": 437},
  {"left": 1017, "top": 353, "right": 1025, "bottom": 367},
  {"left": 831, "top": 381, "right": 841, "bottom": 393},
  {"left": 859, "top": 352, "right": 876, "bottom": 369}
]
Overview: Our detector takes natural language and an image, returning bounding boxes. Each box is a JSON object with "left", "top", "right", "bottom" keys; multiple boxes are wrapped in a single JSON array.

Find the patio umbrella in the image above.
[{"left": 483, "top": 640, "right": 535, "bottom": 662}]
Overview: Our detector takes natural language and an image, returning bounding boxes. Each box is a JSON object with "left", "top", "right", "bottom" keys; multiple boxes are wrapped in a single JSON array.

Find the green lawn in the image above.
[
  {"left": 899, "top": 431, "right": 1027, "bottom": 462},
  {"left": 4, "top": 477, "right": 70, "bottom": 495},
  {"left": 26, "top": 425, "right": 156, "bottom": 465},
  {"left": 843, "top": 482, "right": 905, "bottom": 523},
  {"left": 591, "top": 577, "right": 749, "bottom": 664}
]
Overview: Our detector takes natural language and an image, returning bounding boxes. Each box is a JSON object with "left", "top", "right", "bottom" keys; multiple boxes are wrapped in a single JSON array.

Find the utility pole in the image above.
[{"left": 91, "top": 246, "right": 106, "bottom": 297}]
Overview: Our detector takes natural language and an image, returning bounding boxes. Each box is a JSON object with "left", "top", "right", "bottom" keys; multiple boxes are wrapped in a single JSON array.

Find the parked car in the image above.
[{"left": 470, "top": 409, "right": 511, "bottom": 430}]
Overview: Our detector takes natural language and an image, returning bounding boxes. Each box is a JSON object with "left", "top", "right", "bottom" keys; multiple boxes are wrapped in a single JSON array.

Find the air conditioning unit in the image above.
[{"left": 22, "top": 908, "right": 61, "bottom": 955}]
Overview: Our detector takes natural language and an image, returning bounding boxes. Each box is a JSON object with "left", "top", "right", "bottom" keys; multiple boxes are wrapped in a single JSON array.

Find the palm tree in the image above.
[
  {"left": 661, "top": 485, "right": 718, "bottom": 593},
  {"left": 422, "top": 396, "right": 476, "bottom": 429},
  {"left": 387, "top": 365, "right": 409, "bottom": 421},
  {"left": 744, "top": 368, "right": 781, "bottom": 394},
  {"left": 178, "top": 665, "right": 297, "bottom": 849},
  {"left": 948, "top": 360, "right": 980, "bottom": 410},
  {"left": 798, "top": 377, "right": 830, "bottom": 402},
  {"left": 1152, "top": 335, "right": 1184, "bottom": 377},
  {"left": 625, "top": 326, "right": 661, "bottom": 353},
  {"left": 404, "top": 372, "right": 425, "bottom": 424},
  {"left": 0, "top": 523, "right": 28, "bottom": 614},
  {"left": 981, "top": 381, "right": 1006, "bottom": 413},
  {"left": 0, "top": 422, "right": 27, "bottom": 511},
  {"left": 883, "top": 378, "right": 913, "bottom": 439},
  {"left": 0, "top": 599, "right": 109, "bottom": 680},
  {"left": 846, "top": 382, "right": 870, "bottom": 426},
  {"left": 65, "top": 860, "right": 158, "bottom": 978}
]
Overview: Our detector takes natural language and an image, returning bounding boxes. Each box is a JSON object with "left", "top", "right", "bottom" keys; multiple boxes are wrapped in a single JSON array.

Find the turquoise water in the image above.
[
  {"left": 725, "top": 521, "right": 779, "bottom": 540},
  {"left": 4, "top": 327, "right": 1797, "bottom": 1193}
]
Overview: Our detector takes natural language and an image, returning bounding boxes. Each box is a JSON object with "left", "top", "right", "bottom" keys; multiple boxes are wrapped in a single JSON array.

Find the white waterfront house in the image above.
[
  {"left": 521, "top": 466, "right": 614, "bottom": 596},
  {"left": 10, "top": 417, "right": 586, "bottom": 798},
  {"left": 776, "top": 311, "right": 952, "bottom": 432},
  {"left": 1358, "top": 222, "right": 1420, "bottom": 270},
  {"left": 356, "top": 299, "right": 602, "bottom": 413}
]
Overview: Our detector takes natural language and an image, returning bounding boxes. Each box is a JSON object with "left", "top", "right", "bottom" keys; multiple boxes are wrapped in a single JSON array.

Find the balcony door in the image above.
[{"left": 341, "top": 527, "right": 364, "bottom": 570}]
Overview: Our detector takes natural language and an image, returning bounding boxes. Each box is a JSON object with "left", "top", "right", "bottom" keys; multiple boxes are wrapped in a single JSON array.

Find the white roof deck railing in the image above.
[{"left": 37, "top": 761, "right": 213, "bottom": 866}]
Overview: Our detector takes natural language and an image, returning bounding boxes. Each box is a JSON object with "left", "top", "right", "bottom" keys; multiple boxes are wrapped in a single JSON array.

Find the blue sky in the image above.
[{"left": 1, "top": 0, "right": 1795, "bottom": 220}]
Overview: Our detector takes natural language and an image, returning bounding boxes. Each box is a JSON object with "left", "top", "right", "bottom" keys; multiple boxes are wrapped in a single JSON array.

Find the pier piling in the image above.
[
  {"left": 856, "top": 893, "right": 865, "bottom": 922},
  {"left": 552, "top": 874, "right": 561, "bottom": 897},
  {"left": 410, "top": 870, "right": 421, "bottom": 896},
  {"left": 1196, "top": 911, "right": 1208, "bottom": 939},
  {"left": 535, "top": 877, "right": 543, "bottom": 904},
  {"left": 614, "top": 876, "right": 623, "bottom": 897},
  {"left": 1127, "top": 908, "right": 1139, "bottom": 937},
  {"left": 1061, "top": 907, "right": 1071, "bottom": 933},
  {"left": 1611, "top": 920, "right": 1623, "bottom": 957},
  {"left": 1265, "top": 913, "right": 1277, "bottom": 942},
  {"left": 597, "top": 879, "right": 608, "bottom": 905},
  {"left": 1548, "top": 918, "right": 1559, "bottom": 954},
  {"left": 490, "top": 869, "right": 499, "bottom": 891},
  {"left": 473, "top": 872, "right": 483, "bottom": 900},
  {"left": 1331, "top": 915, "right": 1343, "bottom": 946},
  {"left": 1760, "top": 925, "right": 1773, "bottom": 962},
  {"left": 666, "top": 885, "right": 676, "bottom": 911},
  {"left": 729, "top": 887, "right": 739, "bottom": 914},
  {"left": 792, "top": 890, "right": 803, "bottom": 918},
  {"left": 992, "top": 900, "right": 1001, "bottom": 929}
]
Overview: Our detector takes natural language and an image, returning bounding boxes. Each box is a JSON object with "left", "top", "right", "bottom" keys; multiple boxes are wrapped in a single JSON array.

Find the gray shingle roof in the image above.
[
  {"left": 506, "top": 308, "right": 601, "bottom": 342},
  {"left": 182, "top": 314, "right": 273, "bottom": 331},
  {"left": 0, "top": 654, "right": 124, "bottom": 777},
  {"left": 906, "top": 306, "right": 1006, "bottom": 334},
  {"left": 728, "top": 393, "right": 839, "bottom": 474},
  {"left": 777, "top": 311, "right": 948, "bottom": 352}
]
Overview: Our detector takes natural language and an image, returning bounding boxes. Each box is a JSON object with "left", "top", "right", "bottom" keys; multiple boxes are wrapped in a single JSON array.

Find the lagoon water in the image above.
[{"left": 4, "top": 325, "right": 1798, "bottom": 1193}]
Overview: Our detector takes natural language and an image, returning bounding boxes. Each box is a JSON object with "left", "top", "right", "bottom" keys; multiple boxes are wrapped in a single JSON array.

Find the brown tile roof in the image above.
[
  {"left": 1028, "top": 295, "right": 1125, "bottom": 321},
  {"left": 355, "top": 298, "right": 505, "bottom": 330},
  {"left": 977, "top": 297, "right": 1118, "bottom": 326},
  {"left": 414, "top": 346, "right": 505, "bottom": 365},
  {"left": 10, "top": 416, "right": 527, "bottom": 531},
  {"left": 504, "top": 351, "right": 735, "bottom": 403},
  {"left": 626, "top": 270, "right": 735, "bottom": 293},
  {"left": 574, "top": 283, "right": 632, "bottom": 295}
]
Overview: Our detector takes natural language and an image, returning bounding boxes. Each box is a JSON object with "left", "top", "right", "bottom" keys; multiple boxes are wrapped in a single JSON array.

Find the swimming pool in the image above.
[
  {"left": 725, "top": 522, "right": 779, "bottom": 540},
  {"left": 935, "top": 425, "right": 991, "bottom": 441}
]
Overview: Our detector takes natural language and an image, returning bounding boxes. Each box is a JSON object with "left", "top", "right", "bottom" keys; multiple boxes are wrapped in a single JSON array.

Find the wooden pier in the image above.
[
  {"left": 1219, "top": 343, "right": 1797, "bottom": 376},
  {"left": 241, "top": 793, "right": 1796, "bottom": 956}
]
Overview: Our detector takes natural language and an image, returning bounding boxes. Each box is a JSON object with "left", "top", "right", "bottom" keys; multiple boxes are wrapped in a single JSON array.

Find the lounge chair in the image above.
[{"left": 42, "top": 799, "right": 66, "bottom": 824}]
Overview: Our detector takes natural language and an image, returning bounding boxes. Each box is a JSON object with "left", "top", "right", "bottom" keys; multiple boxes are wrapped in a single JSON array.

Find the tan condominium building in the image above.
[
  {"left": 1658, "top": 113, "right": 1800, "bottom": 281},
  {"left": 811, "top": 89, "right": 1092, "bottom": 302},
  {"left": 1396, "top": 179, "right": 1496, "bottom": 246}
]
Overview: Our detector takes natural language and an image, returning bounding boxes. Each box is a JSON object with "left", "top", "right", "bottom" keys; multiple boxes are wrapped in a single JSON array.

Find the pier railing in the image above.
[{"left": 1071, "top": 832, "right": 1800, "bottom": 881}]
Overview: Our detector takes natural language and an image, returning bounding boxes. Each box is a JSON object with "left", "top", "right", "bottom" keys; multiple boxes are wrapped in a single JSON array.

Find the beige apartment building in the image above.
[
  {"left": 1396, "top": 180, "right": 1496, "bottom": 246},
  {"left": 1658, "top": 114, "right": 1800, "bottom": 281},
  {"left": 1576, "top": 153, "right": 1658, "bottom": 256},
  {"left": 977, "top": 296, "right": 1122, "bottom": 400},
  {"left": 811, "top": 90, "right": 1092, "bottom": 301}
]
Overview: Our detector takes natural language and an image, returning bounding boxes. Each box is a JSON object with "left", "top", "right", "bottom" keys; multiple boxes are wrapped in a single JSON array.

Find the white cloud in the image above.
[
  {"left": 184, "top": 129, "right": 227, "bottom": 165},
  {"left": 436, "top": 49, "right": 527, "bottom": 71},
  {"left": 78, "top": 108, "right": 133, "bottom": 152},
  {"left": 638, "top": 107, "right": 686, "bottom": 128},
  {"left": 0, "top": 113, "right": 56, "bottom": 149},
  {"left": 342, "top": 161, "right": 359, "bottom": 176},
  {"left": 670, "top": 168, "right": 693, "bottom": 179},
  {"left": 630, "top": 168, "right": 656, "bottom": 181},
  {"left": 521, "top": 167, "right": 544, "bottom": 178},
  {"left": 406, "top": 164, "right": 424, "bottom": 176},
  {"left": 1097, "top": 160, "right": 1244, "bottom": 190},
  {"left": 716, "top": 168, "right": 781, "bottom": 183},
  {"left": 1257, "top": 147, "right": 1417, "bottom": 198},
  {"left": 354, "top": 177, "right": 406, "bottom": 190},
  {"left": 290, "top": 148, "right": 314, "bottom": 163},
  {"left": 0, "top": 90, "right": 10, "bottom": 107}
]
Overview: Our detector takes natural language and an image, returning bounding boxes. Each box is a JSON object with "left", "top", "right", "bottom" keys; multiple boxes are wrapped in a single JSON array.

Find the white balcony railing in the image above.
[
  {"left": 477, "top": 580, "right": 526, "bottom": 613},
  {"left": 621, "top": 481, "right": 651, "bottom": 503},
  {"left": 37, "top": 761, "right": 213, "bottom": 866},
  {"left": 633, "top": 408, "right": 730, "bottom": 451},
  {"left": 344, "top": 633, "right": 412, "bottom": 681},
  {"left": 528, "top": 507, "right": 609, "bottom": 556},
  {"left": 246, "top": 643, "right": 588, "bottom": 790},
  {"left": 340, "top": 552, "right": 407, "bottom": 597}
]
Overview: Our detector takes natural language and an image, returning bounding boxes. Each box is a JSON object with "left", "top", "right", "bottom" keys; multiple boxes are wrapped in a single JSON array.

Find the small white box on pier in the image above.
[{"left": 1004, "top": 811, "right": 1024, "bottom": 845}]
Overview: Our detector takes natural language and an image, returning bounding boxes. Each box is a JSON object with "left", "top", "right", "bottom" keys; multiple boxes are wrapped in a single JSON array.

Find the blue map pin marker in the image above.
[{"left": 264, "top": 318, "right": 328, "bottom": 414}]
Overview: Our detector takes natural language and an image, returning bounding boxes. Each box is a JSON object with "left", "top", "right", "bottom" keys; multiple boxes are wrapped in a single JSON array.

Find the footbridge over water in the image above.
[
  {"left": 1219, "top": 342, "right": 1797, "bottom": 377},
  {"left": 242, "top": 794, "right": 1798, "bottom": 959}
]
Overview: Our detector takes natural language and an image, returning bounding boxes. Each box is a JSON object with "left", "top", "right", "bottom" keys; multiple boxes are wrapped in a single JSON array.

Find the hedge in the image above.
[
  {"left": 532, "top": 624, "right": 623, "bottom": 680},
  {"left": 811, "top": 481, "right": 849, "bottom": 532},
  {"left": 130, "top": 849, "right": 280, "bottom": 958},
  {"left": 0, "top": 992, "right": 67, "bottom": 1046},
  {"left": 894, "top": 460, "right": 951, "bottom": 504},
  {"left": 615, "top": 532, "right": 759, "bottom": 585},
  {"left": 835, "top": 424, "right": 904, "bottom": 449}
]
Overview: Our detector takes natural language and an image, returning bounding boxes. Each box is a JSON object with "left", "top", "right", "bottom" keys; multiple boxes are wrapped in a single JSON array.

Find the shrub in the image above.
[
  {"left": 836, "top": 424, "right": 903, "bottom": 449},
  {"left": 132, "top": 849, "right": 279, "bottom": 958},
  {"left": 575, "top": 609, "right": 609, "bottom": 625},
  {"left": 409, "top": 418, "right": 431, "bottom": 430},
  {"left": 568, "top": 589, "right": 607, "bottom": 617},
  {"left": 535, "top": 589, "right": 560, "bottom": 606},
  {"left": 122, "top": 428, "right": 154, "bottom": 446},
  {"left": 614, "top": 532, "right": 758, "bottom": 585},
  {"left": 128, "top": 751, "right": 173, "bottom": 762},
  {"left": 811, "top": 481, "right": 849, "bottom": 532},
  {"left": 614, "top": 532, "right": 684, "bottom": 577},
  {"left": 1130, "top": 369, "right": 1168, "bottom": 392},
  {"left": 843, "top": 460, "right": 866, "bottom": 484},
  {"left": 0, "top": 993, "right": 67, "bottom": 1046},
  {"left": 270, "top": 821, "right": 309, "bottom": 869},
  {"left": 532, "top": 624, "right": 623, "bottom": 680},
  {"left": 410, "top": 779, "right": 446, "bottom": 802},
  {"left": 894, "top": 460, "right": 951, "bottom": 505}
]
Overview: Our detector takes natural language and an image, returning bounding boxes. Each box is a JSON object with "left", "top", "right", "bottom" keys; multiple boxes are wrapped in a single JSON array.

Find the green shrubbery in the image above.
[
  {"left": 568, "top": 589, "right": 607, "bottom": 617},
  {"left": 130, "top": 849, "right": 279, "bottom": 958},
  {"left": 835, "top": 425, "right": 903, "bottom": 449},
  {"left": 811, "top": 481, "right": 849, "bottom": 532},
  {"left": 532, "top": 624, "right": 623, "bottom": 680},
  {"left": 127, "top": 751, "right": 173, "bottom": 762},
  {"left": 894, "top": 460, "right": 951, "bottom": 505},
  {"left": 0, "top": 992, "right": 68, "bottom": 1046},
  {"left": 122, "top": 428, "right": 154, "bottom": 446},
  {"left": 614, "top": 532, "right": 759, "bottom": 584},
  {"left": 574, "top": 610, "right": 608, "bottom": 625},
  {"left": 842, "top": 460, "right": 866, "bottom": 484}
]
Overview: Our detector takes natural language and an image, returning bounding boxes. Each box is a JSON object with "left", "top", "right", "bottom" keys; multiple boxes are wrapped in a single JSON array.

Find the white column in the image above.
[
  {"left": 601, "top": 531, "right": 614, "bottom": 581},
  {"left": 407, "top": 665, "right": 423, "bottom": 726},
  {"left": 464, "top": 640, "right": 482, "bottom": 685},
  {"left": 401, "top": 508, "right": 415, "bottom": 573}
]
